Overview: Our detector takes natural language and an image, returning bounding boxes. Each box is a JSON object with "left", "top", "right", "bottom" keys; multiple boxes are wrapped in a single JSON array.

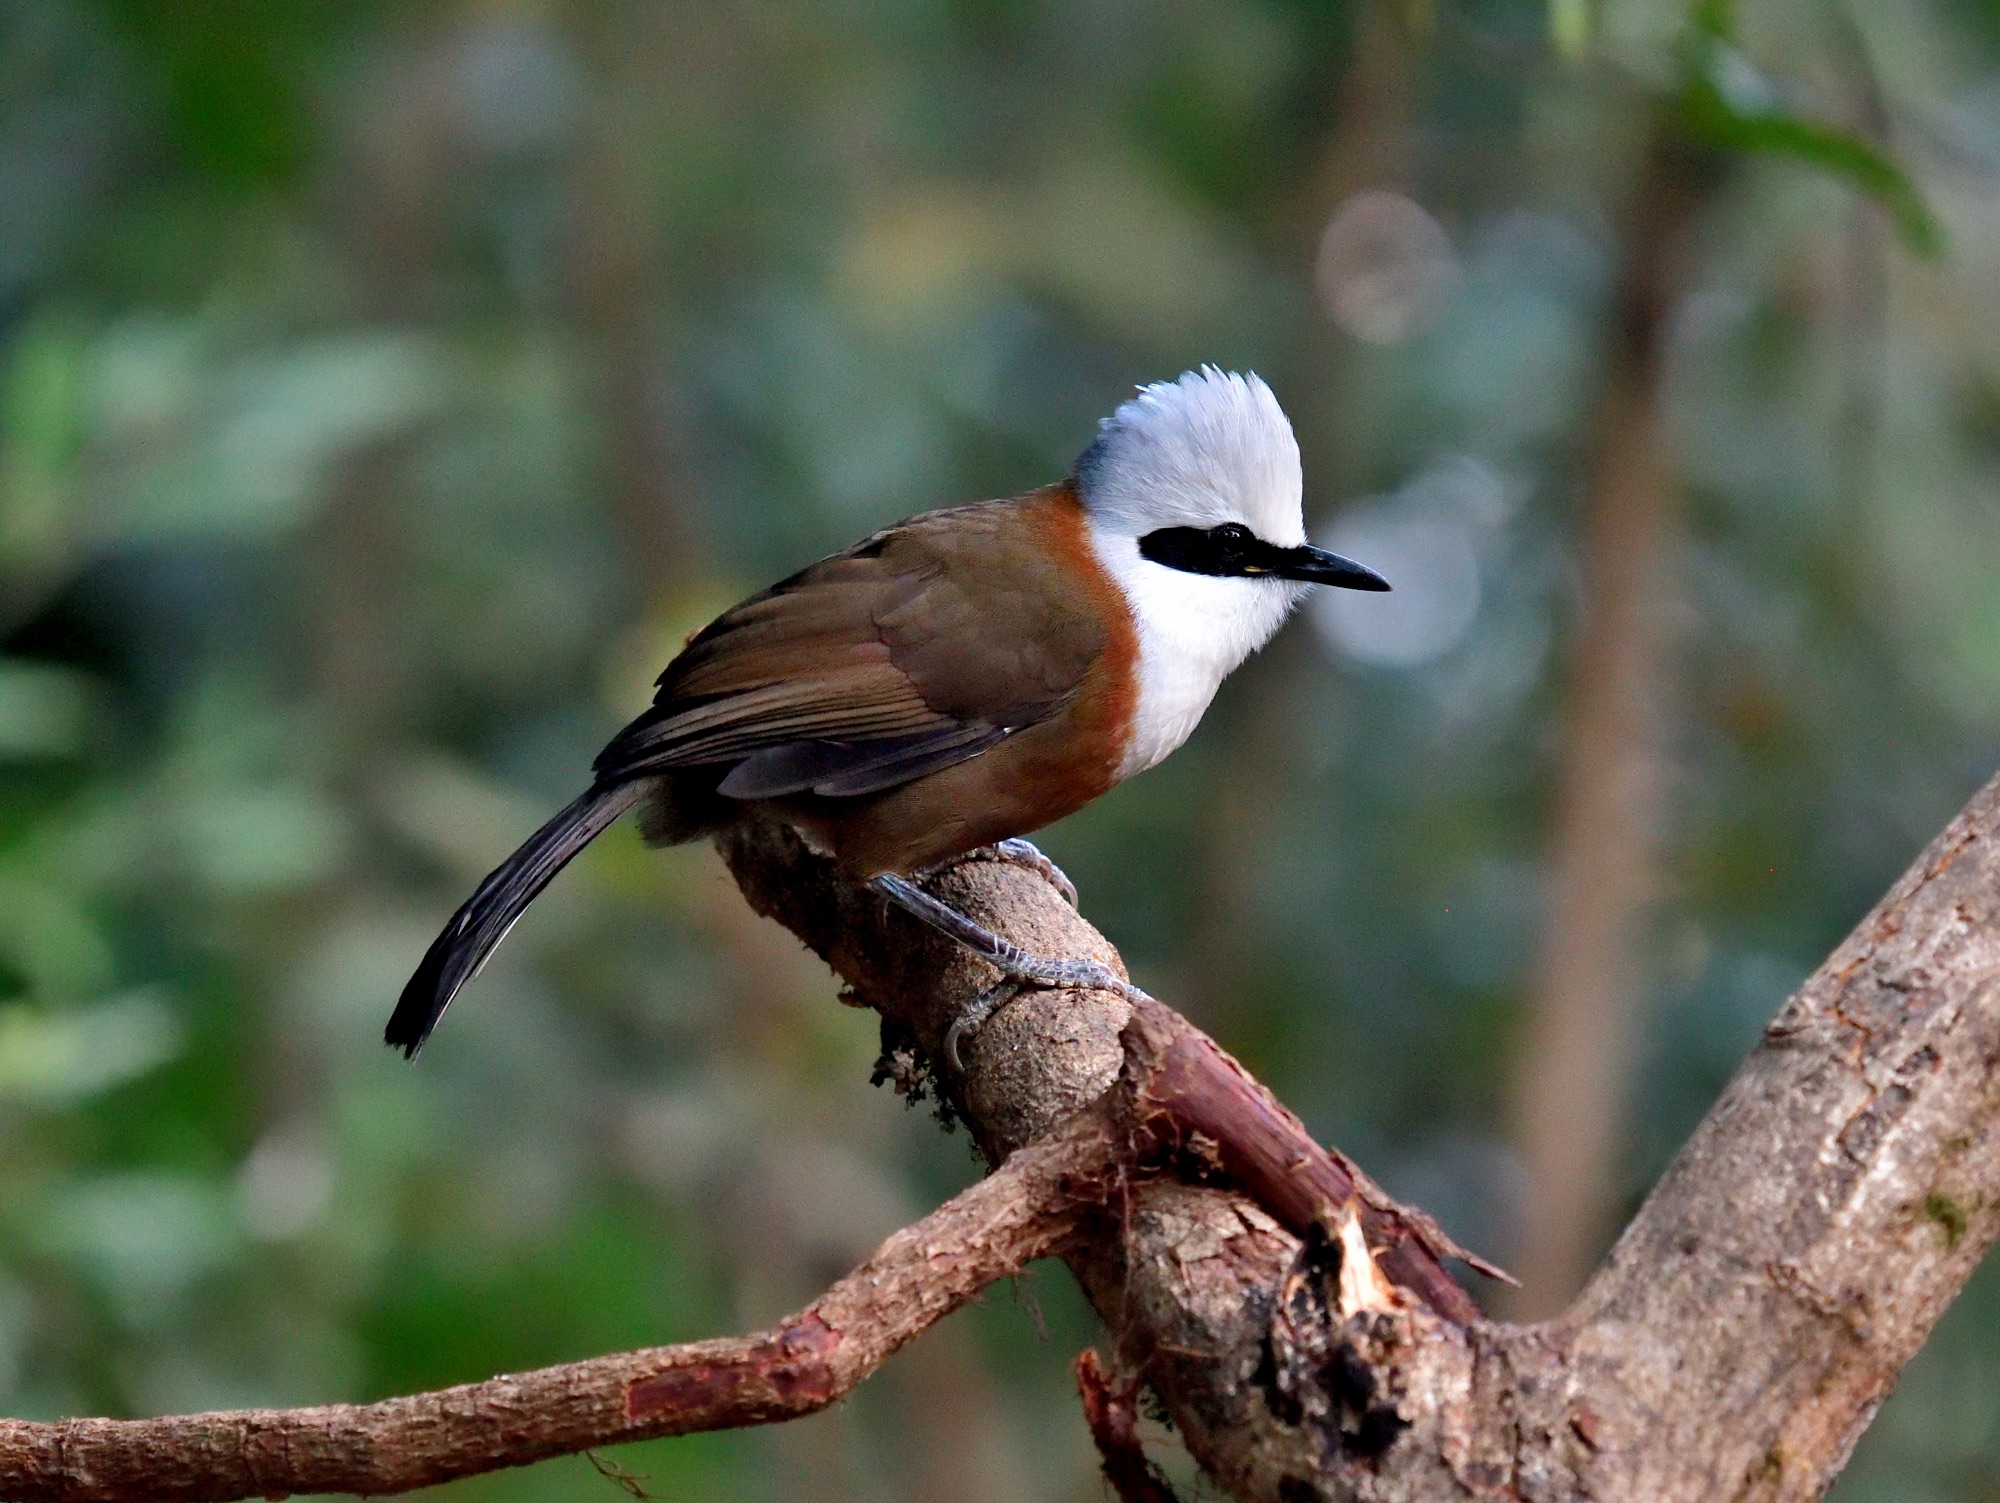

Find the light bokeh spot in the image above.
[{"left": 1316, "top": 190, "right": 1461, "bottom": 344}]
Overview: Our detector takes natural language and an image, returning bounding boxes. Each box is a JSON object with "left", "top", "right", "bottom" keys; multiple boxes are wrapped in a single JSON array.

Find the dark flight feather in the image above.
[
  {"left": 385, "top": 781, "right": 643, "bottom": 1057},
  {"left": 716, "top": 723, "right": 1008, "bottom": 800}
]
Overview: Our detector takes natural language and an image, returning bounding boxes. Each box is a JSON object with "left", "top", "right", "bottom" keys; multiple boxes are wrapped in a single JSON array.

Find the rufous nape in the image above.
[{"left": 386, "top": 367, "right": 1389, "bottom": 1060}]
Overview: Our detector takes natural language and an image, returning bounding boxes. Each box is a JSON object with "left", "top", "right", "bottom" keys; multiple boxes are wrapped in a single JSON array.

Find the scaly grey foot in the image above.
[
  {"left": 870, "top": 872, "right": 1144, "bottom": 1071},
  {"left": 920, "top": 838, "right": 1080, "bottom": 908}
]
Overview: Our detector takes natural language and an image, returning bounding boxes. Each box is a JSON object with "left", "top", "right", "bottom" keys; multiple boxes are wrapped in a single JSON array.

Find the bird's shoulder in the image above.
[{"left": 661, "top": 488, "right": 1107, "bottom": 711}]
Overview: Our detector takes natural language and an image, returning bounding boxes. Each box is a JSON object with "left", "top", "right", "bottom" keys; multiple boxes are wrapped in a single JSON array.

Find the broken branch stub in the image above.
[
  {"left": 1076, "top": 1348, "right": 1184, "bottom": 1503},
  {"left": 1114, "top": 993, "right": 1486, "bottom": 1321}
]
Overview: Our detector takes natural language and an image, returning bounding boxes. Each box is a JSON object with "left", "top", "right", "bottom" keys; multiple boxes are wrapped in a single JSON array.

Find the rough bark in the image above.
[
  {"left": 1095, "top": 760, "right": 2000, "bottom": 1503},
  {"left": 4, "top": 766, "right": 2000, "bottom": 1501},
  {"left": 1076, "top": 1348, "right": 1182, "bottom": 1503}
]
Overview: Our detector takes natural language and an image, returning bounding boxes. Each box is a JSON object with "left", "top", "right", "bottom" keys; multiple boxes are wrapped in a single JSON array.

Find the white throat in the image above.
[{"left": 1087, "top": 529, "right": 1303, "bottom": 776}]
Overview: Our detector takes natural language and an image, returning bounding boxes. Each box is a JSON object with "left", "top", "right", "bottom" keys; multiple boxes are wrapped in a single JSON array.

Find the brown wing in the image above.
[{"left": 592, "top": 495, "right": 1107, "bottom": 799}]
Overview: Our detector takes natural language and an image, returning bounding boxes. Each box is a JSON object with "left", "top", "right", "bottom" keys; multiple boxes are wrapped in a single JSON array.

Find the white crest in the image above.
[
  {"left": 1075, "top": 369, "right": 1313, "bottom": 779},
  {"left": 1073, "top": 366, "right": 1305, "bottom": 546}
]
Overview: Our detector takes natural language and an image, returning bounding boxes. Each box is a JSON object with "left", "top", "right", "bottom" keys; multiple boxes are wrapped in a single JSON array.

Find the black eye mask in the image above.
[{"left": 1138, "top": 523, "right": 1390, "bottom": 589}]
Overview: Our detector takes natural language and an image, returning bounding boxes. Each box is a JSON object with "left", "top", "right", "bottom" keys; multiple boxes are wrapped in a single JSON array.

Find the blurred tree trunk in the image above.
[
  {"left": 1503, "top": 125, "right": 1712, "bottom": 1317},
  {"left": 567, "top": 3, "right": 700, "bottom": 607},
  {"left": 1305, "top": 0, "right": 1419, "bottom": 214},
  {"left": 308, "top": 37, "right": 454, "bottom": 778},
  {"left": 1829, "top": 16, "right": 1890, "bottom": 525}
]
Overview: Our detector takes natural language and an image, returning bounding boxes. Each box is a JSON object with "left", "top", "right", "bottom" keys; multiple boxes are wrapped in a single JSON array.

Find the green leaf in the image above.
[
  {"left": 1550, "top": 0, "right": 1592, "bottom": 60},
  {"left": 1691, "top": 0, "right": 1735, "bottom": 40},
  {"left": 1682, "top": 40, "right": 1943, "bottom": 258},
  {"left": 0, "top": 991, "right": 183, "bottom": 1106},
  {"left": 31, "top": 1172, "right": 238, "bottom": 1325},
  {"left": 174, "top": 782, "right": 353, "bottom": 894},
  {"left": 0, "top": 661, "right": 97, "bottom": 762},
  {"left": 0, "top": 869, "right": 115, "bottom": 1002},
  {"left": 0, "top": 315, "right": 86, "bottom": 576}
]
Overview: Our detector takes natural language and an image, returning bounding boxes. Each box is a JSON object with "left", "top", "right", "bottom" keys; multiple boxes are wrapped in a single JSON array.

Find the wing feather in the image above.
[{"left": 593, "top": 499, "right": 1103, "bottom": 800}]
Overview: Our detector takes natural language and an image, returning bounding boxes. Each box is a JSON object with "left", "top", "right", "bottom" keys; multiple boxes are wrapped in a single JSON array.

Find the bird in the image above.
[{"left": 386, "top": 367, "right": 1389, "bottom": 1059}]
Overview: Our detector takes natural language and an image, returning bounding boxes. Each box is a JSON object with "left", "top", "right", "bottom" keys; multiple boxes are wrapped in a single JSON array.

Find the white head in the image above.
[
  {"left": 1073, "top": 368, "right": 1388, "bottom": 778},
  {"left": 1075, "top": 367, "right": 1308, "bottom": 546}
]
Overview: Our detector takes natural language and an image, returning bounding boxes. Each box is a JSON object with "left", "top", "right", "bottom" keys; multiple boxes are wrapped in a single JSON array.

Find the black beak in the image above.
[{"left": 1271, "top": 544, "right": 1391, "bottom": 591}]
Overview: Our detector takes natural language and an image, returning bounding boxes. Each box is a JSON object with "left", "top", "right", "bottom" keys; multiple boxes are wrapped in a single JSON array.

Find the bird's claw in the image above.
[
  {"left": 988, "top": 838, "right": 1080, "bottom": 908},
  {"left": 928, "top": 838, "right": 1080, "bottom": 908},
  {"left": 943, "top": 958, "right": 1147, "bottom": 1075},
  {"left": 945, "top": 980, "right": 1022, "bottom": 1073}
]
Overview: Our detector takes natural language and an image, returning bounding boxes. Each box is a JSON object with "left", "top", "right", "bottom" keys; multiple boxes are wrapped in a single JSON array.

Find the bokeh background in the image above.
[{"left": 3, "top": 1, "right": 1999, "bottom": 1498}]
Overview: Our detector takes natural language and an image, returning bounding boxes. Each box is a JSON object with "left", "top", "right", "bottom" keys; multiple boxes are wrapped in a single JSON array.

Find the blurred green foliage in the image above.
[
  {"left": 1682, "top": 0, "right": 1943, "bottom": 255},
  {"left": 0, "top": 1, "right": 1997, "bottom": 1499}
]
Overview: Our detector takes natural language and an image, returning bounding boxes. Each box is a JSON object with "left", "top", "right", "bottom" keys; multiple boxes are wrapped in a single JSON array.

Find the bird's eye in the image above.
[{"left": 1211, "top": 523, "right": 1252, "bottom": 550}]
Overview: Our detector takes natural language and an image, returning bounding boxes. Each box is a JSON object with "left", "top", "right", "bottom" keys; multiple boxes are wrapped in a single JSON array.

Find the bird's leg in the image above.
[
  {"left": 920, "top": 837, "right": 1080, "bottom": 908},
  {"left": 869, "top": 872, "right": 1144, "bottom": 1071},
  {"left": 871, "top": 873, "right": 1131, "bottom": 992}
]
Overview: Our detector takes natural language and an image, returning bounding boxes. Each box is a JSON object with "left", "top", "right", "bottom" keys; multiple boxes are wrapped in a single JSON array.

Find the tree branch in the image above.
[
  {"left": 1219, "top": 764, "right": 2000, "bottom": 1501},
  {"left": 0, "top": 1113, "right": 1117, "bottom": 1502}
]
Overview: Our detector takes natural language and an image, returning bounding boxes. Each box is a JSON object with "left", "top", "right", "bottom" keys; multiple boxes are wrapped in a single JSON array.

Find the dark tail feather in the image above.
[{"left": 386, "top": 781, "right": 644, "bottom": 1058}]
